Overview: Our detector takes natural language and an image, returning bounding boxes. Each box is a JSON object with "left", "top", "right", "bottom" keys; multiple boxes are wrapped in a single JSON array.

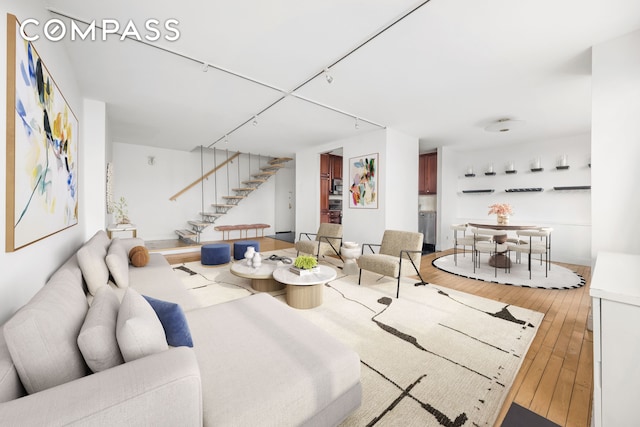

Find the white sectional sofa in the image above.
[{"left": 0, "top": 231, "right": 361, "bottom": 426}]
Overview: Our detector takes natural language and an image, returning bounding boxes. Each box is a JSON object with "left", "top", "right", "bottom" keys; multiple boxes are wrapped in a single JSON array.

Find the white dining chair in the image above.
[
  {"left": 451, "top": 224, "right": 474, "bottom": 266},
  {"left": 470, "top": 227, "right": 511, "bottom": 278},
  {"left": 510, "top": 229, "right": 551, "bottom": 279}
]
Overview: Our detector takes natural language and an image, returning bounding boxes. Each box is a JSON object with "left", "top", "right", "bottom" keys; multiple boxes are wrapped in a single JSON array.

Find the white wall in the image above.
[
  {"left": 82, "top": 99, "right": 107, "bottom": 235},
  {"left": 111, "top": 143, "right": 279, "bottom": 241},
  {"left": 439, "top": 134, "right": 592, "bottom": 265},
  {"left": 0, "top": 1, "right": 86, "bottom": 323},
  {"left": 295, "top": 128, "right": 419, "bottom": 246},
  {"left": 592, "top": 29, "right": 640, "bottom": 261}
]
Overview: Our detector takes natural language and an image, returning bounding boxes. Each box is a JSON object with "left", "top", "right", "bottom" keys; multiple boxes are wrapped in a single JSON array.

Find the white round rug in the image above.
[{"left": 432, "top": 253, "right": 585, "bottom": 289}]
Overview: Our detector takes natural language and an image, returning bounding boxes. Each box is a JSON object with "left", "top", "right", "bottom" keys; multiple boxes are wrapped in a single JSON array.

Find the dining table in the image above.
[{"left": 467, "top": 222, "right": 538, "bottom": 268}]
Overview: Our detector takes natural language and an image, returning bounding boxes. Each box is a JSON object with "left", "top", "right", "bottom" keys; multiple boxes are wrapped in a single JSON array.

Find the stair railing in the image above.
[{"left": 168, "top": 150, "right": 240, "bottom": 201}]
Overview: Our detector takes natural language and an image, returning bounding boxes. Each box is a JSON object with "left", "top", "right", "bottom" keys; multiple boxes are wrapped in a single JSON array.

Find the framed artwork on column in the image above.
[
  {"left": 348, "top": 153, "right": 378, "bottom": 209},
  {"left": 5, "top": 14, "right": 79, "bottom": 252}
]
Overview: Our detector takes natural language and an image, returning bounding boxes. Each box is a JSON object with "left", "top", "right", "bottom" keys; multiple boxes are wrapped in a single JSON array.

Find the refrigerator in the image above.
[{"left": 419, "top": 211, "right": 436, "bottom": 252}]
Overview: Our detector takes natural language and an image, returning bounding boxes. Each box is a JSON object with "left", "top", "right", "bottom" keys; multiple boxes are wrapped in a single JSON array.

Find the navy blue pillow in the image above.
[{"left": 142, "top": 296, "right": 193, "bottom": 347}]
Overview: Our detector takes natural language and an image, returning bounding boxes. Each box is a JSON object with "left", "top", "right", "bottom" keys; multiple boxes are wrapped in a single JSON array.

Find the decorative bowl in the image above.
[{"left": 343, "top": 241, "right": 358, "bottom": 249}]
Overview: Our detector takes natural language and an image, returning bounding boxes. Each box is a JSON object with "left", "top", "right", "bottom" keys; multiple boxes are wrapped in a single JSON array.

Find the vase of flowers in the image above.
[{"left": 488, "top": 203, "right": 513, "bottom": 225}]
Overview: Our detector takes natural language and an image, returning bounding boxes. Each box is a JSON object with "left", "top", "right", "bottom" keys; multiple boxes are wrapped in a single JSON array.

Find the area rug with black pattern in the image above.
[
  {"left": 172, "top": 248, "right": 544, "bottom": 426},
  {"left": 432, "top": 253, "right": 586, "bottom": 290}
]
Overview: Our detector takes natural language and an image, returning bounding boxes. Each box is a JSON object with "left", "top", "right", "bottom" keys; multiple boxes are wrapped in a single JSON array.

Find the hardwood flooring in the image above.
[{"left": 151, "top": 238, "right": 593, "bottom": 427}]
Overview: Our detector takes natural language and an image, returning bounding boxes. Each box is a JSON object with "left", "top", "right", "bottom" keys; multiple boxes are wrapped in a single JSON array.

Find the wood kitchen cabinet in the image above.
[
  {"left": 419, "top": 152, "right": 437, "bottom": 194},
  {"left": 330, "top": 154, "right": 342, "bottom": 180},
  {"left": 320, "top": 153, "right": 330, "bottom": 178}
]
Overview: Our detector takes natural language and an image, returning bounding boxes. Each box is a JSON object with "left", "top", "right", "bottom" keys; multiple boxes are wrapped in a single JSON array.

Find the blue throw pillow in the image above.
[{"left": 142, "top": 296, "right": 194, "bottom": 347}]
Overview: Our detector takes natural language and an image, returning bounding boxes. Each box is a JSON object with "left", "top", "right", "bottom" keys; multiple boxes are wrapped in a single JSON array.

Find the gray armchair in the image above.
[
  {"left": 357, "top": 230, "right": 426, "bottom": 298},
  {"left": 295, "top": 223, "right": 344, "bottom": 262}
]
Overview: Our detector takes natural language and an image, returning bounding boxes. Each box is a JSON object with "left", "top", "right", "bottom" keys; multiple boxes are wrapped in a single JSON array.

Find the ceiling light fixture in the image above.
[
  {"left": 354, "top": 117, "right": 360, "bottom": 129},
  {"left": 201, "top": 62, "right": 209, "bottom": 72},
  {"left": 252, "top": 115, "right": 258, "bottom": 126},
  {"left": 224, "top": 135, "right": 228, "bottom": 144},
  {"left": 484, "top": 118, "right": 525, "bottom": 133},
  {"left": 324, "top": 68, "right": 334, "bottom": 84}
]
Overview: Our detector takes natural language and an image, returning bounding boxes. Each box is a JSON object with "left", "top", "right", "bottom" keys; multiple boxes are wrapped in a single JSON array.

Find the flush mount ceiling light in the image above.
[{"left": 484, "top": 118, "right": 525, "bottom": 133}]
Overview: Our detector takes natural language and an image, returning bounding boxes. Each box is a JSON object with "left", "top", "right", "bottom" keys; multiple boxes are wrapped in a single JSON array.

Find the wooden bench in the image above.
[{"left": 214, "top": 223, "right": 270, "bottom": 240}]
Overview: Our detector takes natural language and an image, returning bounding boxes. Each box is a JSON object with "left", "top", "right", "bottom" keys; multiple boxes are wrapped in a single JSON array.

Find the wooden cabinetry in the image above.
[
  {"left": 591, "top": 252, "right": 640, "bottom": 426},
  {"left": 419, "top": 152, "right": 437, "bottom": 194},
  {"left": 330, "top": 154, "right": 342, "bottom": 180},
  {"left": 320, "top": 154, "right": 331, "bottom": 223}
]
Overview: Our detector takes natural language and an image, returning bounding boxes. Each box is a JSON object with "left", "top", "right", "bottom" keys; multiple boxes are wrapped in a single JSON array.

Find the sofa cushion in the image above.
[
  {"left": 105, "top": 238, "right": 129, "bottom": 288},
  {"left": 77, "top": 286, "right": 124, "bottom": 372},
  {"left": 78, "top": 239, "right": 110, "bottom": 296},
  {"left": 143, "top": 296, "right": 193, "bottom": 348},
  {"left": 3, "top": 269, "right": 89, "bottom": 394},
  {"left": 120, "top": 237, "right": 145, "bottom": 255},
  {"left": 116, "top": 288, "right": 168, "bottom": 362},
  {"left": 0, "top": 333, "right": 25, "bottom": 403}
]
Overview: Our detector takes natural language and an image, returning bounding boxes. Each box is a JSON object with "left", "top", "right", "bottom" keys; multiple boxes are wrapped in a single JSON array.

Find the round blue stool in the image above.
[
  {"left": 233, "top": 240, "right": 260, "bottom": 260},
  {"left": 201, "top": 243, "right": 231, "bottom": 266}
]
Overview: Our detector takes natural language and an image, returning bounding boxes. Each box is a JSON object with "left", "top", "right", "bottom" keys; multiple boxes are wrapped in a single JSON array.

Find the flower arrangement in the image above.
[
  {"left": 113, "top": 196, "right": 130, "bottom": 224},
  {"left": 487, "top": 203, "right": 513, "bottom": 216},
  {"left": 293, "top": 255, "right": 318, "bottom": 270}
]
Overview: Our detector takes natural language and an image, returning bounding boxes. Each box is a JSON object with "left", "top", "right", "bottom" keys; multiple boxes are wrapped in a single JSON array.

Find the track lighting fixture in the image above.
[
  {"left": 252, "top": 115, "right": 258, "bottom": 126},
  {"left": 354, "top": 117, "right": 360, "bottom": 129},
  {"left": 201, "top": 62, "right": 209, "bottom": 72},
  {"left": 324, "top": 68, "right": 334, "bottom": 84},
  {"left": 224, "top": 135, "right": 228, "bottom": 144},
  {"left": 484, "top": 118, "right": 525, "bottom": 132}
]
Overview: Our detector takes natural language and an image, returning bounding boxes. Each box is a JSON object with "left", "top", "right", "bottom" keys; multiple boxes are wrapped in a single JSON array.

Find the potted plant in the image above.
[
  {"left": 290, "top": 255, "right": 318, "bottom": 275},
  {"left": 114, "top": 196, "right": 130, "bottom": 225}
]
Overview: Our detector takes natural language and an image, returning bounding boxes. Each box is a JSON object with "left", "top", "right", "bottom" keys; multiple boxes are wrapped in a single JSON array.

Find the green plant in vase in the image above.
[{"left": 294, "top": 255, "right": 318, "bottom": 270}]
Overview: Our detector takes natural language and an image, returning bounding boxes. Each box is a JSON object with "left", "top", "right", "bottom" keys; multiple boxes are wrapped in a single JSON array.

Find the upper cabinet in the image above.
[
  {"left": 330, "top": 155, "right": 342, "bottom": 180},
  {"left": 419, "top": 152, "right": 437, "bottom": 194},
  {"left": 320, "top": 153, "right": 330, "bottom": 178}
]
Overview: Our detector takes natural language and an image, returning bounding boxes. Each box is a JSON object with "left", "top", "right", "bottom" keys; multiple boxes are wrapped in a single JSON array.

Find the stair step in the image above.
[
  {"left": 252, "top": 172, "right": 275, "bottom": 179},
  {"left": 211, "top": 203, "right": 236, "bottom": 208},
  {"left": 200, "top": 212, "right": 224, "bottom": 223},
  {"left": 175, "top": 229, "right": 196, "bottom": 238},
  {"left": 188, "top": 220, "right": 210, "bottom": 230},
  {"left": 222, "top": 195, "right": 246, "bottom": 200},
  {"left": 242, "top": 179, "right": 266, "bottom": 185},
  {"left": 269, "top": 157, "right": 293, "bottom": 165},
  {"left": 231, "top": 187, "right": 256, "bottom": 192},
  {"left": 261, "top": 164, "right": 284, "bottom": 171}
]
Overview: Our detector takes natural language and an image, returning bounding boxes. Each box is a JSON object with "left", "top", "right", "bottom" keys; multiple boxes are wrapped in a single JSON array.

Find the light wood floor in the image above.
[{"left": 153, "top": 238, "right": 593, "bottom": 427}]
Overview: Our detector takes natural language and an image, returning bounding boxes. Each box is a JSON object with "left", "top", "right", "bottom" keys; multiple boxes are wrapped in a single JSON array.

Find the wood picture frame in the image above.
[{"left": 5, "top": 14, "right": 79, "bottom": 252}]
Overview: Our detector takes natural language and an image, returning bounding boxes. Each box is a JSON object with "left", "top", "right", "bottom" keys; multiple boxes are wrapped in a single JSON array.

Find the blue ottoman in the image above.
[
  {"left": 201, "top": 243, "right": 231, "bottom": 266},
  {"left": 233, "top": 240, "right": 260, "bottom": 260}
]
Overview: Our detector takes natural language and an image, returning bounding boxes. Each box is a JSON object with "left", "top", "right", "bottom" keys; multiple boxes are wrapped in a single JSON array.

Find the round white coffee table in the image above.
[
  {"left": 341, "top": 245, "right": 361, "bottom": 275},
  {"left": 272, "top": 265, "right": 337, "bottom": 309},
  {"left": 230, "top": 260, "right": 287, "bottom": 292}
]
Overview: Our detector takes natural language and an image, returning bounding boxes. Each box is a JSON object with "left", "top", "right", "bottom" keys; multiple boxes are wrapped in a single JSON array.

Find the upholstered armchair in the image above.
[
  {"left": 357, "top": 230, "right": 426, "bottom": 298},
  {"left": 295, "top": 223, "right": 344, "bottom": 262}
]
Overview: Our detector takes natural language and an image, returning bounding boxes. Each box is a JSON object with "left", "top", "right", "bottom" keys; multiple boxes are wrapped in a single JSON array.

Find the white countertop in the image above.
[{"left": 590, "top": 251, "right": 640, "bottom": 306}]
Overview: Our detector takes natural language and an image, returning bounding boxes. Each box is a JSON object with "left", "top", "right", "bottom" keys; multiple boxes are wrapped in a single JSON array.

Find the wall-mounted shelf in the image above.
[
  {"left": 556, "top": 165, "right": 570, "bottom": 170},
  {"left": 464, "top": 173, "right": 475, "bottom": 177},
  {"left": 462, "top": 189, "right": 495, "bottom": 194},
  {"left": 505, "top": 170, "right": 517, "bottom": 174},
  {"left": 531, "top": 168, "right": 544, "bottom": 172},
  {"left": 484, "top": 172, "right": 496, "bottom": 176},
  {"left": 553, "top": 186, "right": 591, "bottom": 191},
  {"left": 505, "top": 188, "right": 544, "bottom": 192}
]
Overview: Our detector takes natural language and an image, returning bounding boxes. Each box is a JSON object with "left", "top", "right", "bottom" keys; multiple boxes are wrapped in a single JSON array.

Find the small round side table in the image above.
[{"left": 341, "top": 245, "right": 361, "bottom": 275}]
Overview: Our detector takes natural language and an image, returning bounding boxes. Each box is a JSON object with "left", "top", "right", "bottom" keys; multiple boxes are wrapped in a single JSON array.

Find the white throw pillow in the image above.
[
  {"left": 77, "top": 241, "right": 109, "bottom": 296},
  {"left": 105, "top": 238, "right": 129, "bottom": 288},
  {"left": 116, "top": 288, "right": 168, "bottom": 362},
  {"left": 77, "top": 286, "right": 124, "bottom": 372}
]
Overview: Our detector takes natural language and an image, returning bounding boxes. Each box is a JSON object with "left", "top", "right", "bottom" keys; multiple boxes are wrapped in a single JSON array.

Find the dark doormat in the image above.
[
  {"left": 501, "top": 403, "right": 560, "bottom": 427},
  {"left": 266, "top": 231, "right": 295, "bottom": 243}
]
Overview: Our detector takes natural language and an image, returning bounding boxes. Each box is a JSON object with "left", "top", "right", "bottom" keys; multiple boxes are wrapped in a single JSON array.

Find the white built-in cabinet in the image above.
[{"left": 590, "top": 252, "right": 640, "bottom": 427}]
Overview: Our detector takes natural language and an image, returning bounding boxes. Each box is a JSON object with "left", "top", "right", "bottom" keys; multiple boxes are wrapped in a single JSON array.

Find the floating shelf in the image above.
[
  {"left": 553, "top": 186, "right": 591, "bottom": 191},
  {"left": 505, "top": 188, "right": 544, "bottom": 192},
  {"left": 484, "top": 172, "right": 496, "bottom": 176},
  {"left": 505, "top": 170, "right": 517, "bottom": 174},
  {"left": 556, "top": 165, "right": 570, "bottom": 170},
  {"left": 462, "top": 189, "right": 495, "bottom": 194},
  {"left": 464, "top": 173, "right": 476, "bottom": 177},
  {"left": 531, "top": 168, "right": 544, "bottom": 172}
]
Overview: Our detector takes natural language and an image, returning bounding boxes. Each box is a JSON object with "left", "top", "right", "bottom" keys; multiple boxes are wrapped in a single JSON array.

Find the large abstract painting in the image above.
[
  {"left": 348, "top": 153, "right": 378, "bottom": 209},
  {"left": 5, "top": 14, "right": 79, "bottom": 252}
]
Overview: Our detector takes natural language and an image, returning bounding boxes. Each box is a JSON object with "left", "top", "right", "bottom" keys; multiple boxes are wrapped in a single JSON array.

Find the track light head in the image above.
[
  {"left": 252, "top": 115, "right": 258, "bottom": 126},
  {"left": 324, "top": 68, "right": 334, "bottom": 84},
  {"left": 202, "top": 62, "right": 209, "bottom": 72},
  {"left": 354, "top": 117, "right": 360, "bottom": 130}
]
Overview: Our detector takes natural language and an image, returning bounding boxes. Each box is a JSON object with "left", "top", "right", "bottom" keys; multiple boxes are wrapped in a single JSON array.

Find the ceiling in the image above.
[{"left": 42, "top": 0, "right": 640, "bottom": 157}]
